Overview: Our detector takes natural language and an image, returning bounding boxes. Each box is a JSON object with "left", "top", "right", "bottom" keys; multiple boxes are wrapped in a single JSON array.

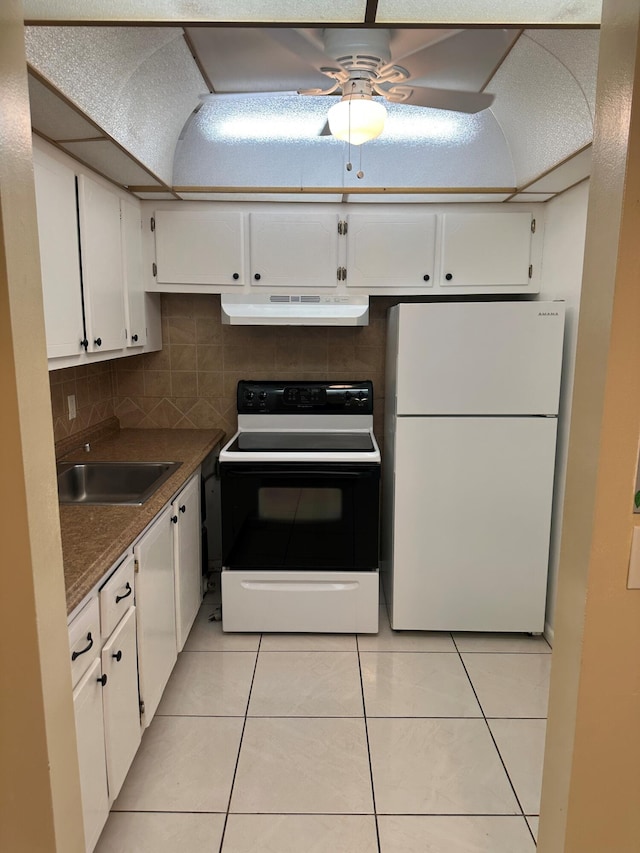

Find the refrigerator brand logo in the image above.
[{"left": 538, "top": 311, "right": 559, "bottom": 316}]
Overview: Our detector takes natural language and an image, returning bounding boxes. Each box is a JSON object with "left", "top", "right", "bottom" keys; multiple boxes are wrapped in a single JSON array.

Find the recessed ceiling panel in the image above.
[
  {"left": 28, "top": 74, "right": 102, "bottom": 141},
  {"left": 508, "top": 193, "right": 556, "bottom": 202},
  {"left": 527, "top": 30, "right": 599, "bottom": 122},
  {"left": 523, "top": 147, "right": 592, "bottom": 193},
  {"left": 376, "top": 0, "right": 601, "bottom": 25},
  {"left": 133, "top": 192, "right": 177, "bottom": 199},
  {"left": 347, "top": 193, "right": 513, "bottom": 203},
  {"left": 60, "top": 140, "right": 162, "bottom": 187},
  {"left": 486, "top": 34, "right": 594, "bottom": 187},
  {"left": 174, "top": 93, "right": 514, "bottom": 189},
  {"left": 177, "top": 193, "right": 344, "bottom": 202},
  {"left": 23, "top": 0, "right": 367, "bottom": 23}
]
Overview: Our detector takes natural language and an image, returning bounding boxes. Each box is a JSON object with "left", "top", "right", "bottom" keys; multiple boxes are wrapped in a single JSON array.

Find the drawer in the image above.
[
  {"left": 68, "top": 596, "right": 101, "bottom": 687},
  {"left": 100, "top": 553, "right": 135, "bottom": 640}
]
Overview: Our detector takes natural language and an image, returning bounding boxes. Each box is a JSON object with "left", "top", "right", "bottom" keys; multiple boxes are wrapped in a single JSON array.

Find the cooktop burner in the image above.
[{"left": 228, "top": 431, "right": 375, "bottom": 453}]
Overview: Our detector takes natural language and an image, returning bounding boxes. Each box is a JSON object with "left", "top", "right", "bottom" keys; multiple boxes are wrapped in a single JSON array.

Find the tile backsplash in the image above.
[{"left": 49, "top": 294, "right": 397, "bottom": 443}]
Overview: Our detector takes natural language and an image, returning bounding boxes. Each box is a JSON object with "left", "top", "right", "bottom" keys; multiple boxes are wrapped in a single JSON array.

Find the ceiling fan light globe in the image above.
[{"left": 327, "top": 97, "right": 387, "bottom": 145}]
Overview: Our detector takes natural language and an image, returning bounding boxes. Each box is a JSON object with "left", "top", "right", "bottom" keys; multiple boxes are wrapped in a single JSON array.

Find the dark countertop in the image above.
[{"left": 60, "top": 427, "right": 225, "bottom": 615}]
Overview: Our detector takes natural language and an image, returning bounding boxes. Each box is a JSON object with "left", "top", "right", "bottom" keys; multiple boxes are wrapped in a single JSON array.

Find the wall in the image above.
[
  {"left": 537, "top": 180, "right": 590, "bottom": 641},
  {"left": 111, "top": 293, "right": 394, "bottom": 442}
]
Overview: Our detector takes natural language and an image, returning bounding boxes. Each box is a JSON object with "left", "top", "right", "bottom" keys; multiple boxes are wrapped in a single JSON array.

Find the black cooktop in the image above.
[{"left": 228, "top": 431, "right": 375, "bottom": 452}]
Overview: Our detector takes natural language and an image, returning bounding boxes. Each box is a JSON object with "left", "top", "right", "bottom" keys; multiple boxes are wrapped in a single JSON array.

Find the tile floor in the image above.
[{"left": 96, "top": 595, "right": 551, "bottom": 853}]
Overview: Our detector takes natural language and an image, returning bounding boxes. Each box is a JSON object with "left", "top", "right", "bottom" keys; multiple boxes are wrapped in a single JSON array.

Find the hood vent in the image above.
[{"left": 221, "top": 293, "right": 369, "bottom": 326}]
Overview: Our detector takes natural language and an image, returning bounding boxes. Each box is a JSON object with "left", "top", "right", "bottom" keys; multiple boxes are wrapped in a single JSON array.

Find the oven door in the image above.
[{"left": 221, "top": 462, "right": 380, "bottom": 571}]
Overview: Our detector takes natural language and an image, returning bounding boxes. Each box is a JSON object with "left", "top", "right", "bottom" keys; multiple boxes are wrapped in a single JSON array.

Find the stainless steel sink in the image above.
[{"left": 57, "top": 460, "right": 182, "bottom": 505}]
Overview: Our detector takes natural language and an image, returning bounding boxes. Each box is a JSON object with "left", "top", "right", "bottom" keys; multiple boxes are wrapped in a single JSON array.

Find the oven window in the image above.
[
  {"left": 258, "top": 487, "right": 342, "bottom": 522},
  {"left": 221, "top": 464, "right": 379, "bottom": 571}
]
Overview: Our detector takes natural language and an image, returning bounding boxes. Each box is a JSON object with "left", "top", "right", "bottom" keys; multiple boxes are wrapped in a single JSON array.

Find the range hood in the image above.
[{"left": 220, "top": 293, "right": 369, "bottom": 326}]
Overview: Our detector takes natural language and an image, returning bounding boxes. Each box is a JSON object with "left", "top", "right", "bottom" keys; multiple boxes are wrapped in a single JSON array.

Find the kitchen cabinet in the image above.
[
  {"left": 439, "top": 211, "right": 534, "bottom": 287},
  {"left": 101, "top": 606, "right": 140, "bottom": 802},
  {"left": 32, "top": 145, "right": 85, "bottom": 359},
  {"left": 249, "top": 212, "right": 340, "bottom": 287},
  {"left": 153, "top": 208, "right": 246, "bottom": 286},
  {"left": 121, "top": 197, "right": 147, "bottom": 348},
  {"left": 345, "top": 213, "right": 436, "bottom": 288},
  {"left": 173, "top": 472, "right": 203, "bottom": 651},
  {"left": 77, "top": 174, "right": 127, "bottom": 353},
  {"left": 134, "top": 504, "right": 177, "bottom": 726},
  {"left": 72, "top": 656, "right": 110, "bottom": 853}
]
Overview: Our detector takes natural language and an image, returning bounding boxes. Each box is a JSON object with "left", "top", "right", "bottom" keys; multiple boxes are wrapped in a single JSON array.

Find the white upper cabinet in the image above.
[
  {"left": 439, "top": 212, "right": 534, "bottom": 288},
  {"left": 33, "top": 146, "right": 85, "bottom": 358},
  {"left": 249, "top": 212, "right": 340, "bottom": 288},
  {"left": 77, "top": 175, "right": 127, "bottom": 353},
  {"left": 345, "top": 213, "right": 437, "bottom": 289},
  {"left": 154, "top": 209, "right": 245, "bottom": 286},
  {"left": 121, "top": 197, "right": 146, "bottom": 348}
]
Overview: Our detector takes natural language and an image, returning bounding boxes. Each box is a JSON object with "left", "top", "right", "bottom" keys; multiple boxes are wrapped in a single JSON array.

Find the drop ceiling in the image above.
[{"left": 23, "top": 2, "right": 601, "bottom": 203}]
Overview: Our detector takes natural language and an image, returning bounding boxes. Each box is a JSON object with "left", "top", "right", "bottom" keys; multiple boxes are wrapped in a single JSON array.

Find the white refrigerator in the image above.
[{"left": 382, "top": 301, "right": 565, "bottom": 632}]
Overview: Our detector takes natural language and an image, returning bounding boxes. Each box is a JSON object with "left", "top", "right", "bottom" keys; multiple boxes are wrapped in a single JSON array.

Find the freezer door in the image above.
[
  {"left": 388, "top": 416, "right": 557, "bottom": 632},
  {"left": 393, "top": 301, "right": 564, "bottom": 415}
]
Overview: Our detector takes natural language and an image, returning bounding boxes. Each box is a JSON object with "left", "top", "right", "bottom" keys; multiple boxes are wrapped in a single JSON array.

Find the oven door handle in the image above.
[{"left": 224, "top": 469, "right": 371, "bottom": 478}]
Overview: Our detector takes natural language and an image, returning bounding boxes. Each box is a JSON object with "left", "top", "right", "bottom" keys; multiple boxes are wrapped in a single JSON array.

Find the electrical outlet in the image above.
[{"left": 67, "top": 394, "right": 76, "bottom": 420}]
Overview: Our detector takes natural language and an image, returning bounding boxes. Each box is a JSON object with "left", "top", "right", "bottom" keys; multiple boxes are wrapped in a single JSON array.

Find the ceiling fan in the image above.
[{"left": 261, "top": 28, "right": 517, "bottom": 144}]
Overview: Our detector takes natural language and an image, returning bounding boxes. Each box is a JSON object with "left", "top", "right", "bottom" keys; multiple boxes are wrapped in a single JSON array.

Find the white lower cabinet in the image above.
[
  {"left": 101, "top": 606, "right": 141, "bottom": 803},
  {"left": 173, "top": 472, "right": 202, "bottom": 651},
  {"left": 134, "top": 504, "right": 177, "bottom": 726},
  {"left": 72, "top": 657, "right": 110, "bottom": 853}
]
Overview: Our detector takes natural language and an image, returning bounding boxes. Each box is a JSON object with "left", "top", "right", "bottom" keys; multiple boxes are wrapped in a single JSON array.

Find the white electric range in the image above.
[{"left": 219, "top": 380, "right": 380, "bottom": 633}]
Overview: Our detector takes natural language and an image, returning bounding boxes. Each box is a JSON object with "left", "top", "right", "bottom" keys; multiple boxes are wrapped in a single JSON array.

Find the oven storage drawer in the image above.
[
  {"left": 221, "top": 462, "right": 380, "bottom": 571},
  {"left": 221, "top": 570, "right": 379, "bottom": 633}
]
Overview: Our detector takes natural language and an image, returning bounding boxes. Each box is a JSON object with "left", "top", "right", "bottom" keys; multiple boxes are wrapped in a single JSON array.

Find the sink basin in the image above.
[{"left": 57, "top": 461, "right": 182, "bottom": 505}]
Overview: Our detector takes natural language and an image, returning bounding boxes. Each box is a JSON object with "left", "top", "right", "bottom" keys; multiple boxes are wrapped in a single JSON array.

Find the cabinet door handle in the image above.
[
  {"left": 179, "top": 504, "right": 186, "bottom": 513},
  {"left": 94, "top": 337, "right": 102, "bottom": 347},
  {"left": 71, "top": 632, "right": 94, "bottom": 661},
  {"left": 171, "top": 515, "right": 178, "bottom": 524},
  {"left": 131, "top": 333, "right": 139, "bottom": 342},
  {"left": 232, "top": 273, "right": 239, "bottom": 280},
  {"left": 423, "top": 274, "right": 430, "bottom": 281},
  {"left": 445, "top": 273, "right": 453, "bottom": 281},
  {"left": 97, "top": 674, "right": 107, "bottom": 687},
  {"left": 112, "top": 650, "right": 122, "bottom": 662},
  {"left": 254, "top": 273, "right": 261, "bottom": 281},
  {"left": 115, "top": 581, "right": 132, "bottom": 604}
]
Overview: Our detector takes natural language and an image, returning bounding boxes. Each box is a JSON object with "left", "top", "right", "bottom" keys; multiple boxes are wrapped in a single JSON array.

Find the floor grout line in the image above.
[{"left": 356, "top": 632, "right": 382, "bottom": 853}]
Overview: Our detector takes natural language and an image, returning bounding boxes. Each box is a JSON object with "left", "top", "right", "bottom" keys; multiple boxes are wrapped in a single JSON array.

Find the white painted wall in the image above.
[{"left": 538, "top": 179, "right": 590, "bottom": 642}]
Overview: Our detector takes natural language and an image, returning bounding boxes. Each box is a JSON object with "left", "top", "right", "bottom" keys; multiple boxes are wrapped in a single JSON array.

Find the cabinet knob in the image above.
[
  {"left": 423, "top": 274, "right": 430, "bottom": 282},
  {"left": 233, "top": 273, "right": 239, "bottom": 280},
  {"left": 179, "top": 504, "right": 186, "bottom": 513},
  {"left": 254, "top": 273, "right": 261, "bottom": 281},
  {"left": 97, "top": 674, "right": 107, "bottom": 687},
  {"left": 80, "top": 338, "right": 88, "bottom": 351},
  {"left": 445, "top": 273, "right": 453, "bottom": 281},
  {"left": 131, "top": 333, "right": 139, "bottom": 342},
  {"left": 94, "top": 337, "right": 102, "bottom": 347},
  {"left": 171, "top": 515, "right": 178, "bottom": 524},
  {"left": 112, "top": 650, "right": 122, "bottom": 662}
]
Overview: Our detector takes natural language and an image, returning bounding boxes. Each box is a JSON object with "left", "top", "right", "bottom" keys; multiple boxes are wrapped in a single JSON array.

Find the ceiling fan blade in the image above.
[
  {"left": 318, "top": 121, "right": 332, "bottom": 137},
  {"left": 266, "top": 28, "right": 339, "bottom": 76},
  {"left": 386, "top": 85, "right": 495, "bottom": 114},
  {"left": 388, "top": 29, "right": 520, "bottom": 93}
]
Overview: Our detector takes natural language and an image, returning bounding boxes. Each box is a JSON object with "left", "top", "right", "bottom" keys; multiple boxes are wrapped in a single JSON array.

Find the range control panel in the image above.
[{"left": 237, "top": 380, "right": 374, "bottom": 415}]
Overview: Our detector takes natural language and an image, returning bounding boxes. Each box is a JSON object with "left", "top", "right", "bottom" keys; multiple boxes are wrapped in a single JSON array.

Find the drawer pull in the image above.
[
  {"left": 115, "top": 582, "right": 132, "bottom": 604},
  {"left": 112, "top": 650, "right": 122, "bottom": 662},
  {"left": 97, "top": 674, "right": 107, "bottom": 687},
  {"left": 71, "top": 632, "right": 94, "bottom": 661},
  {"left": 179, "top": 504, "right": 186, "bottom": 513}
]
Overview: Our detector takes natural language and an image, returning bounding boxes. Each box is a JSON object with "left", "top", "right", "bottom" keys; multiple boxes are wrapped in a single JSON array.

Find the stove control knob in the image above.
[
  {"left": 258, "top": 391, "right": 267, "bottom": 401},
  {"left": 344, "top": 391, "right": 352, "bottom": 401},
  {"left": 245, "top": 391, "right": 255, "bottom": 401},
  {"left": 358, "top": 391, "right": 366, "bottom": 401}
]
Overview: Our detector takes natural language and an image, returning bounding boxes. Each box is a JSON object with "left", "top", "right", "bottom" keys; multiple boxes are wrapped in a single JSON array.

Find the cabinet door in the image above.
[
  {"left": 134, "top": 504, "right": 177, "bottom": 726},
  {"left": 439, "top": 212, "right": 533, "bottom": 287},
  {"left": 73, "top": 657, "right": 109, "bottom": 853},
  {"left": 101, "top": 606, "right": 141, "bottom": 803},
  {"left": 249, "top": 212, "right": 339, "bottom": 288},
  {"left": 77, "top": 174, "right": 127, "bottom": 353},
  {"left": 33, "top": 147, "right": 85, "bottom": 359},
  {"left": 346, "top": 213, "right": 436, "bottom": 288},
  {"left": 154, "top": 209, "right": 245, "bottom": 285},
  {"left": 173, "top": 473, "right": 202, "bottom": 651},
  {"left": 121, "top": 197, "right": 146, "bottom": 348}
]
